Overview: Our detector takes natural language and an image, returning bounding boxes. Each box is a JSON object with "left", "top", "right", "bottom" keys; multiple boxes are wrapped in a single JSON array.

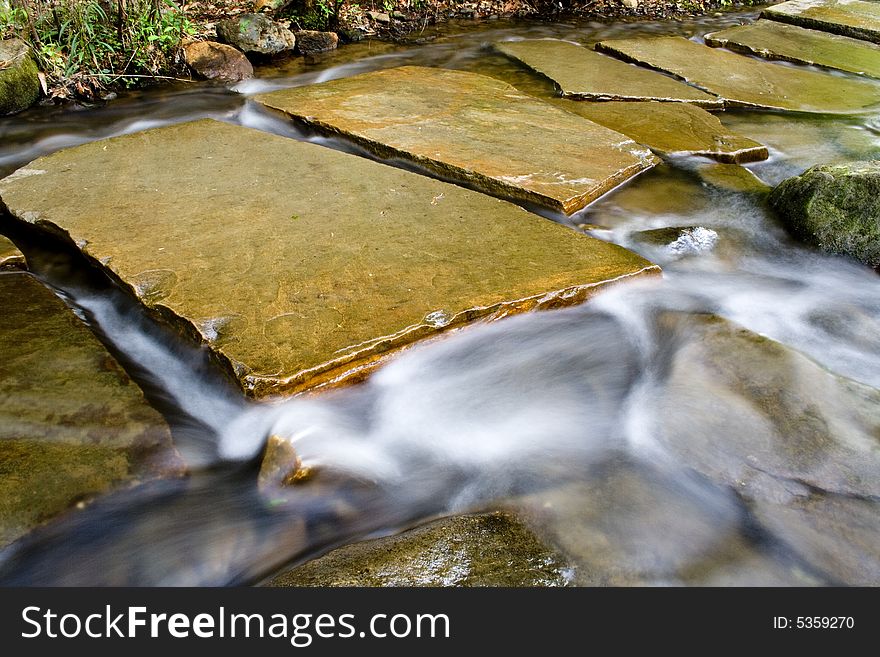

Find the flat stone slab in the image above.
[
  {"left": 763, "top": 0, "right": 880, "bottom": 44},
  {"left": 706, "top": 20, "right": 880, "bottom": 78},
  {"left": 0, "top": 235, "right": 24, "bottom": 269},
  {"left": 563, "top": 101, "right": 768, "bottom": 163},
  {"left": 255, "top": 66, "right": 659, "bottom": 215},
  {"left": 596, "top": 36, "right": 880, "bottom": 113},
  {"left": 494, "top": 39, "right": 721, "bottom": 107},
  {"left": 266, "top": 512, "right": 572, "bottom": 587},
  {"left": 0, "top": 271, "right": 182, "bottom": 546},
  {"left": 0, "top": 120, "right": 659, "bottom": 398}
]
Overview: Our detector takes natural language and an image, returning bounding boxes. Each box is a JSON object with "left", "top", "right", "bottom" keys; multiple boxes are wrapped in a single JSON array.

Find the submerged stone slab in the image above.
[
  {"left": 255, "top": 66, "right": 659, "bottom": 215},
  {"left": 763, "top": 0, "right": 880, "bottom": 44},
  {"left": 596, "top": 36, "right": 880, "bottom": 113},
  {"left": 494, "top": 39, "right": 721, "bottom": 106},
  {"left": 0, "top": 271, "right": 182, "bottom": 547},
  {"left": 0, "top": 235, "right": 24, "bottom": 269},
  {"left": 706, "top": 20, "right": 880, "bottom": 79},
  {"left": 0, "top": 120, "right": 659, "bottom": 398},
  {"left": 266, "top": 512, "right": 573, "bottom": 587},
  {"left": 564, "top": 101, "right": 768, "bottom": 163}
]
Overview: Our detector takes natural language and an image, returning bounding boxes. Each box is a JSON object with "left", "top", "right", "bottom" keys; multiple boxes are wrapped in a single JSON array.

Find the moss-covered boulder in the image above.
[
  {"left": 0, "top": 38, "right": 40, "bottom": 116},
  {"left": 769, "top": 161, "right": 880, "bottom": 268},
  {"left": 266, "top": 512, "right": 573, "bottom": 587}
]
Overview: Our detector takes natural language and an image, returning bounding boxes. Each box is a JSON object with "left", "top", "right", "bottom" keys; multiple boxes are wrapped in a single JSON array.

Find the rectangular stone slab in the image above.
[
  {"left": 0, "top": 271, "right": 182, "bottom": 546},
  {"left": 494, "top": 39, "right": 722, "bottom": 107},
  {"left": 562, "top": 100, "right": 768, "bottom": 164},
  {"left": 0, "top": 235, "right": 24, "bottom": 269},
  {"left": 706, "top": 19, "right": 880, "bottom": 78},
  {"left": 762, "top": 0, "right": 880, "bottom": 44},
  {"left": 254, "top": 66, "right": 659, "bottom": 216},
  {"left": 596, "top": 36, "right": 880, "bottom": 113},
  {"left": 0, "top": 120, "right": 659, "bottom": 398}
]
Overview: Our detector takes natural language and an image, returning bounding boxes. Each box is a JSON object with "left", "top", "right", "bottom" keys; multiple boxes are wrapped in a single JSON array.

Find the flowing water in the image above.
[{"left": 1, "top": 10, "right": 879, "bottom": 586}]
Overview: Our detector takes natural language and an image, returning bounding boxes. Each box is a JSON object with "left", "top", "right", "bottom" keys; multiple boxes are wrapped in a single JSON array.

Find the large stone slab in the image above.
[
  {"left": 0, "top": 120, "right": 659, "bottom": 398},
  {"left": 596, "top": 36, "right": 880, "bottom": 113},
  {"left": 0, "top": 271, "right": 182, "bottom": 546},
  {"left": 266, "top": 512, "right": 572, "bottom": 587},
  {"left": 0, "top": 235, "right": 24, "bottom": 269},
  {"left": 255, "top": 66, "right": 659, "bottom": 215},
  {"left": 494, "top": 39, "right": 721, "bottom": 107},
  {"left": 706, "top": 20, "right": 880, "bottom": 79},
  {"left": 563, "top": 101, "right": 768, "bottom": 163},
  {"left": 763, "top": 0, "right": 880, "bottom": 44}
]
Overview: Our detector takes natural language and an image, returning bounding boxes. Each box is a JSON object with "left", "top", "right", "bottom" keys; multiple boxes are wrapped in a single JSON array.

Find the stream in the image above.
[{"left": 0, "top": 9, "right": 879, "bottom": 586}]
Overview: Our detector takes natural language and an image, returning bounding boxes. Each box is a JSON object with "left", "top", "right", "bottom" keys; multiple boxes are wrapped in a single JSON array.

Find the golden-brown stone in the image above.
[
  {"left": 255, "top": 66, "right": 659, "bottom": 215},
  {"left": 0, "top": 120, "right": 659, "bottom": 398},
  {"left": 597, "top": 36, "right": 880, "bottom": 113}
]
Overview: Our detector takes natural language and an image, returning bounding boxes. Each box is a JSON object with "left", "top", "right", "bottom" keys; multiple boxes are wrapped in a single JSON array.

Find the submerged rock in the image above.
[
  {"left": 0, "top": 235, "right": 24, "bottom": 269},
  {"left": 706, "top": 20, "right": 880, "bottom": 79},
  {"left": 0, "top": 38, "right": 40, "bottom": 116},
  {"left": 294, "top": 30, "right": 339, "bottom": 55},
  {"left": 495, "top": 39, "right": 721, "bottom": 106},
  {"left": 266, "top": 512, "right": 572, "bottom": 586},
  {"left": 763, "top": 0, "right": 880, "bottom": 44},
  {"left": 654, "top": 314, "right": 880, "bottom": 584},
  {"left": 658, "top": 314, "right": 880, "bottom": 499},
  {"left": 182, "top": 40, "right": 254, "bottom": 83},
  {"left": 564, "top": 101, "right": 768, "bottom": 163},
  {"left": 769, "top": 161, "right": 880, "bottom": 268},
  {"left": 631, "top": 226, "right": 719, "bottom": 258},
  {"left": 697, "top": 163, "right": 771, "bottom": 195},
  {"left": 216, "top": 13, "right": 296, "bottom": 56},
  {"left": 517, "top": 459, "right": 818, "bottom": 586},
  {"left": 596, "top": 36, "right": 880, "bottom": 113},
  {"left": 256, "top": 66, "right": 659, "bottom": 215},
  {"left": 0, "top": 120, "right": 658, "bottom": 398},
  {"left": 0, "top": 271, "right": 183, "bottom": 547}
]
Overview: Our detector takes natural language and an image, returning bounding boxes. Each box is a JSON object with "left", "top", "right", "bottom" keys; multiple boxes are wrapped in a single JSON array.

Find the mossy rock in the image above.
[
  {"left": 266, "top": 512, "right": 572, "bottom": 587},
  {"left": 0, "top": 38, "right": 40, "bottom": 116},
  {"left": 769, "top": 161, "right": 880, "bottom": 268}
]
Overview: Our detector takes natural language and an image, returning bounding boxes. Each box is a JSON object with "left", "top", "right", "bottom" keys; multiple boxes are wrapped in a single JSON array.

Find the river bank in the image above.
[{"left": 1, "top": 0, "right": 764, "bottom": 105}]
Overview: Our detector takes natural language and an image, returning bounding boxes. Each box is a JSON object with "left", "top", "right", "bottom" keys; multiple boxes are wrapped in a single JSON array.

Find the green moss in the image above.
[
  {"left": 0, "top": 41, "right": 39, "bottom": 115},
  {"left": 770, "top": 161, "right": 880, "bottom": 268},
  {"left": 266, "top": 512, "right": 572, "bottom": 587}
]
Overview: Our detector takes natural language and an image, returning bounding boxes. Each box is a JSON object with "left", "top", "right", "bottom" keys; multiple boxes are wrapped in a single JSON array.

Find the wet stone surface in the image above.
[
  {"left": 0, "top": 119, "right": 659, "bottom": 398},
  {"left": 265, "top": 512, "right": 573, "bottom": 587},
  {"left": 596, "top": 36, "right": 880, "bottom": 113},
  {"left": 705, "top": 19, "right": 880, "bottom": 79},
  {"left": 563, "top": 100, "right": 768, "bottom": 163},
  {"left": 0, "top": 235, "right": 24, "bottom": 269},
  {"left": 0, "top": 271, "right": 182, "bottom": 547},
  {"left": 494, "top": 39, "right": 721, "bottom": 106},
  {"left": 763, "top": 0, "right": 880, "bottom": 44},
  {"left": 255, "top": 65, "right": 659, "bottom": 215}
]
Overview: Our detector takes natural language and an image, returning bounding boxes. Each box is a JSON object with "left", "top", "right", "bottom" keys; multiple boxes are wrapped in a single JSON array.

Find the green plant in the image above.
[{"left": 5, "top": 0, "right": 195, "bottom": 98}]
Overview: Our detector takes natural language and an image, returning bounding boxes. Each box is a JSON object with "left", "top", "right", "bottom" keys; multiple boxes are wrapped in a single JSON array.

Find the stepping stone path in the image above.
[
  {"left": 563, "top": 101, "right": 768, "bottom": 163},
  {"left": 0, "top": 271, "right": 183, "bottom": 547},
  {"left": 706, "top": 20, "right": 880, "bottom": 79},
  {"left": 494, "top": 39, "right": 722, "bottom": 106},
  {"left": 0, "top": 120, "right": 658, "bottom": 399},
  {"left": 763, "top": 0, "right": 880, "bottom": 44},
  {"left": 0, "top": 235, "right": 24, "bottom": 269},
  {"left": 596, "top": 36, "right": 880, "bottom": 113},
  {"left": 256, "top": 66, "right": 659, "bottom": 215}
]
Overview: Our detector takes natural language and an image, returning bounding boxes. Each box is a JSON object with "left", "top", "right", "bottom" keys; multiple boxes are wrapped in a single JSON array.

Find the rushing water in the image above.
[{"left": 1, "top": 9, "right": 879, "bottom": 585}]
